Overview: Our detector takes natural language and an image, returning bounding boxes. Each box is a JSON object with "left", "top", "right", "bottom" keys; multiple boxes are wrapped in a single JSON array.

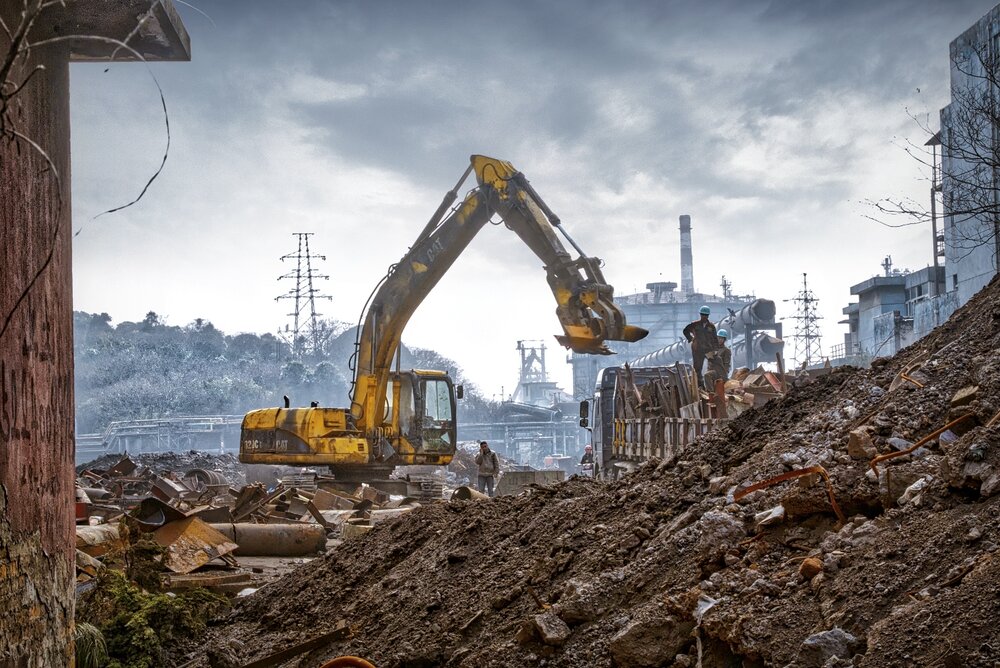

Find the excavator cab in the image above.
[{"left": 387, "top": 370, "right": 456, "bottom": 456}]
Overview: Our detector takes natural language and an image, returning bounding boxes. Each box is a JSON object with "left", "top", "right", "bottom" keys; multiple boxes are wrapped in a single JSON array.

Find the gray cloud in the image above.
[{"left": 68, "top": 0, "right": 1000, "bottom": 393}]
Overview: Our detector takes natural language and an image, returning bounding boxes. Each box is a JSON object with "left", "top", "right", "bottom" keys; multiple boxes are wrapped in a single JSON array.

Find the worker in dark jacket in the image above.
[
  {"left": 705, "top": 328, "right": 732, "bottom": 386},
  {"left": 683, "top": 305, "right": 718, "bottom": 389},
  {"left": 475, "top": 441, "right": 500, "bottom": 497}
]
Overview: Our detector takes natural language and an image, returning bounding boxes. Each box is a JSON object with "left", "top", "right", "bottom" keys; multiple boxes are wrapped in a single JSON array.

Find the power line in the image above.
[
  {"left": 276, "top": 232, "right": 332, "bottom": 356},
  {"left": 784, "top": 272, "right": 823, "bottom": 368}
]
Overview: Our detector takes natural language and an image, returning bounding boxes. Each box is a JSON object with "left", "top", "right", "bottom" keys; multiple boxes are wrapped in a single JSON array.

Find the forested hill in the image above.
[{"left": 74, "top": 311, "right": 496, "bottom": 435}]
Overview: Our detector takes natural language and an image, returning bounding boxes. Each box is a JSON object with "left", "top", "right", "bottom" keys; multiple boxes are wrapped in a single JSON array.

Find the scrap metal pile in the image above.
[
  {"left": 171, "top": 277, "right": 1000, "bottom": 667},
  {"left": 74, "top": 454, "right": 423, "bottom": 594},
  {"left": 614, "top": 360, "right": 794, "bottom": 423}
]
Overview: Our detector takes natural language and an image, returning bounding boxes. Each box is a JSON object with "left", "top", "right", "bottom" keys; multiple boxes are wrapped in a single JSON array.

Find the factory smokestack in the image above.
[{"left": 679, "top": 214, "right": 694, "bottom": 296}]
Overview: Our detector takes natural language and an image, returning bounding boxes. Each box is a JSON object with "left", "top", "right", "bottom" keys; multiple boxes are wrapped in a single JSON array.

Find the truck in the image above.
[
  {"left": 239, "top": 154, "right": 647, "bottom": 485},
  {"left": 579, "top": 362, "right": 726, "bottom": 478}
]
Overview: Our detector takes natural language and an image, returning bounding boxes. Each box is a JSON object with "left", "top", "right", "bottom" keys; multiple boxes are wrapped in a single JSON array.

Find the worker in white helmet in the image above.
[{"left": 579, "top": 444, "right": 595, "bottom": 477}]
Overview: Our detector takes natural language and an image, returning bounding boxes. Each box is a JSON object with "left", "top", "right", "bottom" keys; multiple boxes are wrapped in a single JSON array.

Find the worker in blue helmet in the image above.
[
  {"left": 705, "top": 328, "right": 732, "bottom": 387},
  {"left": 682, "top": 305, "right": 719, "bottom": 389}
]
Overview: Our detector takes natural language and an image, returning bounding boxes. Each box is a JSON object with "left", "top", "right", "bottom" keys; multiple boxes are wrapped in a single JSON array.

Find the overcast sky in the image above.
[{"left": 70, "top": 0, "right": 997, "bottom": 398}]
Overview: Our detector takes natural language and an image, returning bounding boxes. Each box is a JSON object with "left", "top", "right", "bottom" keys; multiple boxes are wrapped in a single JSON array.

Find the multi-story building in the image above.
[
  {"left": 939, "top": 3, "right": 1000, "bottom": 304},
  {"left": 838, "top": 4, "right": 1000, "bottom": 362},
  {"left": 836, "top": 262, "right": 955, "bottom": 362},
  {"left": 569, "top": 215, "right": 763, "bottom": 398}
]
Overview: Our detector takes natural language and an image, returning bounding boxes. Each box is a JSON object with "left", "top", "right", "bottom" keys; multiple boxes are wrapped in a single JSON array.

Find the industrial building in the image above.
[{"left": 570, "top": 214, "right": 778, "bottom": 398}]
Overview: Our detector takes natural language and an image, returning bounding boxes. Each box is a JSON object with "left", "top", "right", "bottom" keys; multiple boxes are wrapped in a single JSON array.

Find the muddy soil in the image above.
[{"left": 173, "top": 277, "right": 1000, "bottom": 668}]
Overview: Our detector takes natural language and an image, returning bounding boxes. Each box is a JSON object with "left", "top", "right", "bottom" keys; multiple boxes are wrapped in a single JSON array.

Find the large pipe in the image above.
[
  {"left": 679, "top": 215, "right": 694, "bottom": 295},
  {"left": 632, "top": 340, "right": 692, "bottom": 367},
  {"left": 731, "top": 332, "right": 784, "bottom": 365},
  {"left": 630, "top": 330, "right": 783, "bottom": 369},
  {"left": 209, "top": 523, "right": 327, "bottom": 556},
  {"left": 716, "top": 299, "right": 777, "bottom": 335}
]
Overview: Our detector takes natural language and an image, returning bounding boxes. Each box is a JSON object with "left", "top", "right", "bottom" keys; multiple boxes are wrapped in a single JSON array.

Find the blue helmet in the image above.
[
  {"left": 699, "top": 305, "right": 711, "bottom": 315},
  {"left": 718, "top": 329, "right": 729, "bottom": 339}
]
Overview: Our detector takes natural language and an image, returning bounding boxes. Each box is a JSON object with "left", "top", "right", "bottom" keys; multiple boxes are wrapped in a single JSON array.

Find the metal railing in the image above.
[{"left": 612, "top": 416, "right": 722, "bottom": 464}]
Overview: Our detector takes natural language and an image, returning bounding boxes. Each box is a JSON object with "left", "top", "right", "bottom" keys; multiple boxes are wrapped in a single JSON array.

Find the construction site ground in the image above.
[{"left": 164, "top": 278, "right": 1000, "bottom": 667}]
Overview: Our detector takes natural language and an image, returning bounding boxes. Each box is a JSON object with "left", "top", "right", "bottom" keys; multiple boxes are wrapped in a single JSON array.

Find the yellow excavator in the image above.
[{"left": 239, "top": 155, "right": 647, "bottom": 484}]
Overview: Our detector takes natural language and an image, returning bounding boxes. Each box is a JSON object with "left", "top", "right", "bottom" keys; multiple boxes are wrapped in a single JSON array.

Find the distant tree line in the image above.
[{"left": 74, "top": 311, "right": 498, "bottom": 434}]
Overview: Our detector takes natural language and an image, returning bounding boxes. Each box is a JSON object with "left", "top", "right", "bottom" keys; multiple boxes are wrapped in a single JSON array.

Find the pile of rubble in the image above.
[
  {"left": 74, "top": 454, "right": 424, "bottom": 596},
  {"left": 78, "top": 450, "right": 248, "bottom": 487},
  {"left": 167, "top": 275, "right": 1000, "bottom": 668}
]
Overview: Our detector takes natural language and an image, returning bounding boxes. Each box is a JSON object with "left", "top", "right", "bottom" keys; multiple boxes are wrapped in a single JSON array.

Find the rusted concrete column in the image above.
[
  {"left": 0, "top": 24, "right": 76, "bottom": 665},
  {"left": 0, "top": 3, "right": 189, "bottom": 664}
]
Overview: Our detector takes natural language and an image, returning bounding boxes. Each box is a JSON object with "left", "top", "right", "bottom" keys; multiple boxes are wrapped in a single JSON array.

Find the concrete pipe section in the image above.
[{"left": 450, "top": 486, "right": 491, "bottom": 501}]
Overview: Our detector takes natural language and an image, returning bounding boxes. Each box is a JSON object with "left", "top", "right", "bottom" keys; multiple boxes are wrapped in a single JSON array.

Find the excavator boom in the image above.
[
  {"left": 351, "top": 154, "right": 646, "bottom": 427},
  {"left": 240, "top": 154, "right": 646, "bottom": 483}
]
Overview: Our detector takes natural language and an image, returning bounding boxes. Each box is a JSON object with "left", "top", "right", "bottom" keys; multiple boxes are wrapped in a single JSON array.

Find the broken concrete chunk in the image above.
[
  {"left": 981, "top": 471, "right": 1000, "bottom": 498},
  {"left": 514, "top": 619, "right": 537, "bottom": 646},
  {"left": 951, "top": 385, "right": 979, "bottom": 408},
  {"left": 708, "top": 476, "right": 729, "bottom": 494},
  {"left": 691, "top": 511, "right": 746, "bottom": 562},
  {"left": 533, "top": 610, "right": 571, "bottom": 646},
  {"left": 754, "top": 505, "right": 785, "bottom": 529},
  {"left": 780, "top": 452, "right": 803, "bottom": 469},
  {"left": 888, "top": 437, "right": 914, "bottom": 451},
  {"left": 608, "top": 612, "right": 694, "bottom": 667},
  {"left": 795, "top": 627, "right": 860, "bottom": 667},
  {"left": 847, "top": 429, "right": 877, "bottom": 459}
]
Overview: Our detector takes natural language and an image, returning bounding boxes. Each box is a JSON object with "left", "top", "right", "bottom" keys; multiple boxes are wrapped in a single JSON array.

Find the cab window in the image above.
[{"left": 423, "top": 379, "right": 453, "bottom": 421}]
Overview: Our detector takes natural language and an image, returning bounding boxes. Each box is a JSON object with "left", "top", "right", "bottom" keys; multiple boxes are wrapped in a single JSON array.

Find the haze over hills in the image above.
[{"left": 73, "top": 310, "right": 496, "bottom": 435}]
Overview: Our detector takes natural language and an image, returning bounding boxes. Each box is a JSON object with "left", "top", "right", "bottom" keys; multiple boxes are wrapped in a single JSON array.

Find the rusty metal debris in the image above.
[
  {"left": 734, "top": 465, "right": 846, "bottom": 524},
  {"left": 451, "top": 486, "right": 490, "bottom": 501},
  {"left": 72, "top": 453, "right": 416, "bottom": 588},
  {"left": 209, "top": 523, "right": 327, "bottom": 557},
  {"left": 889, "top": 357, "right": 929, "bottom": 391},
  {"left": 869, "top": 413, "right": 975, "bottom": 476},
  {"left": 526, "top": 585, "right": 551, "bottom": 611},
  {"left": 320, "top": 658, "right": 377, "bottom": 668},
  {"left": 152, "top": 517, "right": 239, "bottom": 574},
  {"left": 235, "top": 620, "right": 352, "bottom": 668}
]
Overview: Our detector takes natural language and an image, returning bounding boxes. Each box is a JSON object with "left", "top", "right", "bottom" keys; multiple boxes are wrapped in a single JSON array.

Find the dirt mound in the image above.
[{"left": 177, "top": 278, "right": 1000, "bottom": 668}]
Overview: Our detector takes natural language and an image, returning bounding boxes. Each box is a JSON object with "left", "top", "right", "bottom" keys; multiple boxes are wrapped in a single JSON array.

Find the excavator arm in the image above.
[
  {"left": 351, "top": 154, "right": 647, "bottom": 431},
  {"left": 240, "top": 154, "right": 646, "bottom": 481}
]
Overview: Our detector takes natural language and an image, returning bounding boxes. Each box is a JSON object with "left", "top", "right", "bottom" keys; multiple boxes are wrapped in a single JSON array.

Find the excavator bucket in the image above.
[
  {"left": 556, "top": 324, "right": 648, "bottom": 355},
  {"left": 556, "top": 335, "right": 616, "bottom": 355},
  {"left": 619, "top": 324, "right": 649, "bottom": 343}
]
